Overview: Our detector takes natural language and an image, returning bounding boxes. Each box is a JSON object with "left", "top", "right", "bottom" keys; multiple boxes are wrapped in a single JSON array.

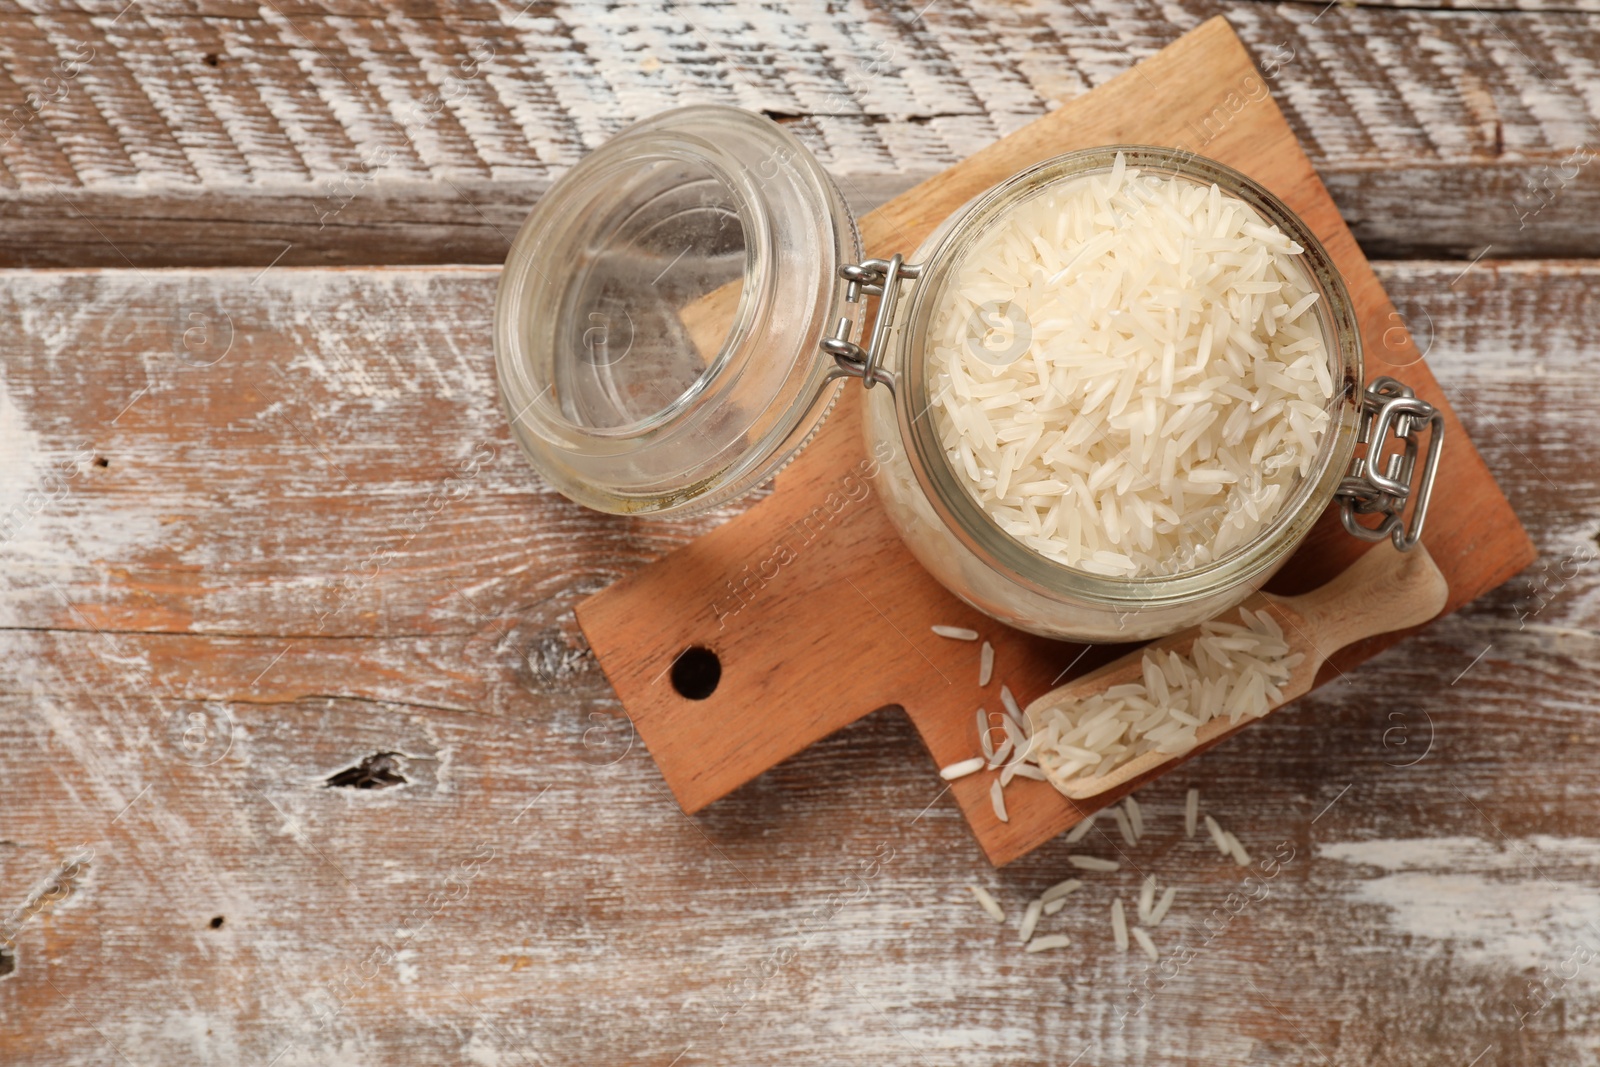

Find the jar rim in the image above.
[{"left": 893, "top": 145, "right": 1364, "bottom": 608}]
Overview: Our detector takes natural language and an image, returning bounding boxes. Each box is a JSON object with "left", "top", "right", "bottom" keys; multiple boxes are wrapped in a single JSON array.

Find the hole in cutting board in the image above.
[{"left": 670, "top": 646, "right": 721, "bottom": 700}]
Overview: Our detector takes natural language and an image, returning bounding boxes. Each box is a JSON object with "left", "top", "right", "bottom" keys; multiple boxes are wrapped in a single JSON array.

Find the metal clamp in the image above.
[
  {"left": 1336, "top": 376, "right": 1444, "bottom": 552},
  {"left": 820, "top": 255, "right": 922, "bottom": 391}
]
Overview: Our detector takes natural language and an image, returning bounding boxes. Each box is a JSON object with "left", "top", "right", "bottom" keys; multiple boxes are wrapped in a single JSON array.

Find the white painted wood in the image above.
[{"left": 0, "top": 1, "right": 1597, "bottom": 264}]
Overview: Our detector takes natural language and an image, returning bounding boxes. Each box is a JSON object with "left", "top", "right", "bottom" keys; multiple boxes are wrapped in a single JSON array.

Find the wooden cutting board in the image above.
[{"left": 575, "top": 16, "right": 1536, "bottom": 865}]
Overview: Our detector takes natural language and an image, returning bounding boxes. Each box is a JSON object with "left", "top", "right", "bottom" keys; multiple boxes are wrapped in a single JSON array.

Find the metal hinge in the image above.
[
  {"left": 820, "top": 255, "right": 922, "bottom": 391},
  {"left": 1336, "top": 376, "right": 1444, "bottom": 552}
]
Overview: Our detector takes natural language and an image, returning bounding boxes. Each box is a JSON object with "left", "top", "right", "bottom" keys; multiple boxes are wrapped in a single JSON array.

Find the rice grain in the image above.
[
  {"left": 1150, "top": 886, "right": 1178, "bottom": 926},
  {"left": 1223, "top": 831, "right": 1251, "bottom": 867},
  {"left": 1041, "top": 878, "right": 1084, "bottom": 904},
  {"left": 1204, "top": 815, "right": 1230, "bottom": 856},
  {"left": 1125, "top": 795, "right": 1145, "bottom": 839},
  {"left": 1019, "top": 898, "right": 1043, "bottom": 943},
  {"left": 939, "top": 757, "right": 985, "bottom": 781},
  {"left": 1112, "top": 806, "right": 1137, "bottom": 846},
  {"left": 971, "top": 885, "right": 1005, "bottom": 923},
  {"left": 1065, "top": 815, "right": 1097, "bottom": 844},
  {"left": 991, "top": 779, "right": 1009, "bottom": 823},
  {"left": 1131, "top": 926, "right": 1159, "bottom": 962}
]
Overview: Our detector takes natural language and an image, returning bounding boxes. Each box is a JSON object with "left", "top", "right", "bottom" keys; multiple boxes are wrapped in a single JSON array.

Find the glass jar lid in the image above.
[{"left": 494, "top": 105, "right": 859, "bottom": 515}]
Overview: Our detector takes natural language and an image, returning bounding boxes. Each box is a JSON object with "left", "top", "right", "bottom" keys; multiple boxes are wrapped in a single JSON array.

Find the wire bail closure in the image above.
[
  {"left": 1336, "top": 376, "right": 1444, "bottom": 552},
  {"left": 821, "top": 256, "right": 922, "bottom": 392}
]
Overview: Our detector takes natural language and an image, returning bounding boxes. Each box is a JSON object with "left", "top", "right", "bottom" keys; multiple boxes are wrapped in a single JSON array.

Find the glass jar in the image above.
[{"left": 495, "top": 105, "right": 1442, "bottom": 642}]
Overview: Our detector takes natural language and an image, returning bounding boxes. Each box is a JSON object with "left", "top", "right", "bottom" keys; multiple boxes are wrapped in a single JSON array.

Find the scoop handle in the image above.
[{"left": 1277, "top": 541, "right": 1450, "bottom": 660}]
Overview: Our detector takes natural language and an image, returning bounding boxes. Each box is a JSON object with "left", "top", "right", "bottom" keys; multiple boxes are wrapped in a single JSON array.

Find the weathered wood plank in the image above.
[
  {"left": 0, "top": 259, "right": 1596, "bottom": 1065},
  {"left": 0, "top": 1, "right": 1598, "bottom": 266}
]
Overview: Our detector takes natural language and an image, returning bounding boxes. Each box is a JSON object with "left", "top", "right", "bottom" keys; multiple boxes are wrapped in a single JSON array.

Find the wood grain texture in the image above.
[
  {"left": 577, "top": 17, "right": 1535, "bottom": 866},
  {"left": 0, "top": 257, "right": 1594, "bottom": 1065},
  {"left": 1, "top": 0, "right": 1598, "bottom": 265}
]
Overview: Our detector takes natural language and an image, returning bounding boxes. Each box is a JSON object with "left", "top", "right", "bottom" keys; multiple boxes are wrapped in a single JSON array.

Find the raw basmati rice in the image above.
[
  {"left": 1028, "top": 608, "right": 1302, "bottom": 792},
  {"left": 971, "top": 885, "right": 1005, "bottom": 922},
  {"left": 1019, "top": 898, "right": 1043, "bottom": 943},
  {"left": 1185, "top": 788, "right": 1199, "bottom": 838},
  {"left": 978, "top": 708, "right": 995, "bottom": 760},
  {"left": 1026, "top": 934, "right": 1072, "bottom": 953},
  {"left": 1041, "top": 878, "right": 1083, "bottom": 904},
  {"left": 1001, "top": 710, "right": 1027, "bottom": 753},
  {"left": 1125, "top": 795, "right": 1145, "bottom": 839},
  {"left": 928, "top": 154, "right": 1334, "bottom": 579},
  {"left": 1001, "top": 685, "right": 1023, "bottom": 724},
  {"left": 980, "top": 641, "right": 995, "bottom": 687},
  {"left": 934, "top": 625, "right": 980, "bottom": 641},
  {"left": 1137, "top": 874, "right": 1157, "bottom": 923},
  {"left": 940, "top": 757, "right": 985, "bottom": 780},
  {"left": 1070, "top": 855, "right": 1119, "bottom": 872},
  {"left": 991, "top": 779, "right": 1009, "bottom": 823},
  {"left": 1149, "top": 885, "right": 1177, "bottom": 926},
  {"left": 1043, "top": 897, "right": 1069, "bottom": 916},
  {"left": 1111, "top": 898, "right": 1129, "bottom": 951},
  {"left": 1223, "top": 830, "right": 1251, "bottom": 867},
  {"left": 1131, "top": 926, "right": 1159, "bottom": 962},
  {"left": 1065, "top": 815, "right": 1097, "bottom": 843},
  {"left": 1112, "top": 806, "right": 1137, "bottom": 846},
  {"left": 1204, "top": 815, "right": 1230, "bottom": 856}
]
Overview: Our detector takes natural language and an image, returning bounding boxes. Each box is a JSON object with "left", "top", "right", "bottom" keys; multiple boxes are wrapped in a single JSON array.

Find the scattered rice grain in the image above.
[
  {"left": 1064, "top": 814, "right": 1097, "bottom": 843},
  {"left": 1041, "top": 878, "right": 1084, "bottom": 904},
  {"left": 1223, "top": 831, "right": 1251, "bottom": 867},
  {"left": 939, "top": 757, "right": 985, "bottom": 781},
  {"left": 1112, "top": 806, "right": 1137, "bottom": 846},
  {"left": 1204, "top": 815, "right": 1230, "bottom": 856},
  {"left": 1137, "top": 874, "right": 1157, "bottom": 924},
  {"left": 1019, "top": 898, "right": 1043, "bottom": 943},
  {"left": 1131, "top": 926, "right": 1159, "bottom": 962},
  {"left": 971, "top": 885, "right": 1005, "bottom": 922},
  {"left": 1149, "top": 885, "right": 1178, "bottom": 926},
  {"left": 1125, "top": 795, "right": 1145, "bottom": 839}
]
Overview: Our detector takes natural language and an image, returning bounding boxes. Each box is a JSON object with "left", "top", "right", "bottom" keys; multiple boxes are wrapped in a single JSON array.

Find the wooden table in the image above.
[{"left": 1, "top": 3, "right": 1596, "bottom": 1064}]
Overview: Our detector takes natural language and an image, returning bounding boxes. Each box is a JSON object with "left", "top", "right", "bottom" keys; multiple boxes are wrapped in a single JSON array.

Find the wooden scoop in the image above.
[{"left": 1023, "top": 541, "right": 1449, "bottom": 800}]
